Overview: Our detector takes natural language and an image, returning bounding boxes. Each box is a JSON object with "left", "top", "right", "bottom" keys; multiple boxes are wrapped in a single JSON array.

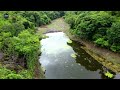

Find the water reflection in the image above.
[
  {"left": 68, "top": 41, "right": 103, "bottom": 71},
  {"left": 39, "top": 32, "right": 119, "bottom": 79},
  {"left": 68, "top": 40, "right": 119, "bottom": 79}
]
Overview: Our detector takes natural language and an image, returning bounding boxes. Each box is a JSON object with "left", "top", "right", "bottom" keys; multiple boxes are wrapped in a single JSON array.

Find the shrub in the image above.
[
  {"left": 64, "top": 11, "right": 120, "bottom": 52},
  {"left": 5, "top": 74, "right": 23, "bottom": 79}
]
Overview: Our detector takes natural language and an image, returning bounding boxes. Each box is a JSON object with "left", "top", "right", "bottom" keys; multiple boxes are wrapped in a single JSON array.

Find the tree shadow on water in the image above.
[{"left": 68, "top": 40, "right": 116, "bottom": 79}]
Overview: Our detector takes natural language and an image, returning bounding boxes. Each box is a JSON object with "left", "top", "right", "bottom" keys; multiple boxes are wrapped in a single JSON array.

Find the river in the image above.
[{"left": 39, "top": 32, "right": 120, "bottom": 79}]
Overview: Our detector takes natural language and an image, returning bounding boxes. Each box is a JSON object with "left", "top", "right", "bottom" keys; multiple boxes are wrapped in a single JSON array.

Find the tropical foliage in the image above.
[
  {"left": 0, "top": 11, "right": 64, "bottom": 79},
  {"left": 64, "top": 11, "right": 120, "bottom": 53}
]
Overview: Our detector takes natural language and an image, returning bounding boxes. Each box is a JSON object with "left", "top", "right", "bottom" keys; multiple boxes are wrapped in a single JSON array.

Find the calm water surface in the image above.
[{"left": 39, "top": 32, "right": 120, "bottom": 79}]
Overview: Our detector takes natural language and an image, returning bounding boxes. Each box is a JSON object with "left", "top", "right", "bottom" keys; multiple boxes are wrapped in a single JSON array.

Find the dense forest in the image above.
[
  {"left": 0, "top": 11, "right": 64, "bottom": 79},
  {"left": 64, "top": 11, "right": 120, "bottom": 53},
  {"left": 0, "top": 11, "right": 120, "bottom": 79}
]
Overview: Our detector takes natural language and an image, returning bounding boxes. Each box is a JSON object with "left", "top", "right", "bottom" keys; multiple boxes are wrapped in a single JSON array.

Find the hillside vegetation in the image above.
[
  {"left": 64, "top": 11, "right": 120, "bottom": 53},
  {"left": 0, "top": 11, "right": 64, "bottom": 79}
]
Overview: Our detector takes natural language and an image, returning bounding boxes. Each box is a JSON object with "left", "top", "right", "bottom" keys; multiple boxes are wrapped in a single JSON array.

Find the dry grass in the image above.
[{"left": 37, "top": 18, "right": 70, "bottom": 34}]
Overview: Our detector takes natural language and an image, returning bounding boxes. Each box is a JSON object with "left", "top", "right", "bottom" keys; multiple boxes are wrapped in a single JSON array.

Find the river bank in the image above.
[
  {"left": 69, "top": 35, "right": 120, "bottom": 73},
  {"left": 64, "top": 25, "right": 120, "bottom": 74},
  {"left": 0, "top": 51, "right": 45, "bottom": 79},
  {"left": 38, "top": 18, "right": 120, "bottom": 74},
  {"left": 38, "top": 18, "right": 120, "bottom": 77},
  {"left": 39, "top": 31, "right": 108, "bottom": 79}
]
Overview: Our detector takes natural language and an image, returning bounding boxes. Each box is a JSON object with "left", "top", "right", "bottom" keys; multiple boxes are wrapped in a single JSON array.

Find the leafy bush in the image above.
[
  {"left": 12, "top": 30, "right": 40, "bottom": 55},
  {"left": 0, "top": 64, "right": 32, "bottom": 79},
  {"left": 92, "top": 34, "right": 103, "bottom": 41},
  {"left": 18, "top": 70, "right": 32, "bottom": 79},
  {"left": 45, "top": 11, "right": 64, "bottom": 20},
  {"left": 5, "top": 74, "right": 23, "bottom": 79},
  {"left": 64, "top": 12, "right": 77, "bottom": 29},
  {"left": 0, "top": 11, "right": 63, "bottom": 79},
  {"left": 110, "top": 45, "right": 120, "bottom": 52},
  {"left": 10, "top": 30, "right": 40, "bottom": 77},
  {"left": 107, "top": 21, "right": 120, "bottom": 45},
  {"left": 0, "top": 32, "right": 12, "bottom": 51},
  {"left": 94, "top": 38, "right": 109, "bottom": 47},
  {"left": 0, "top": 66, "right": 15, "bottom": 78},
  {"left": 64, "top": 11, "right": 120, "bottom": 52}
]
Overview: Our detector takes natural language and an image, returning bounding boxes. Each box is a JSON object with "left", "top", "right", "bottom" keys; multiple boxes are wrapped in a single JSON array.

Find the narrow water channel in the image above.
[{"left": 39, "top": 32, "right": 120, "bottom": 79}]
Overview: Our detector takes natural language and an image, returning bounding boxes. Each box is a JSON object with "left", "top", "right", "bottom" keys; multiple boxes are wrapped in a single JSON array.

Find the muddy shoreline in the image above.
[{"left": 66, "top": 33, "right": 120, "bottom": 73}]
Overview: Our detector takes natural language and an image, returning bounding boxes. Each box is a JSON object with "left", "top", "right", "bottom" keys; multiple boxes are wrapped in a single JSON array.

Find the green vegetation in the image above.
[
  {"left": 0, "top": 11, "right": 64, "bottom": 79},
  {"left": 0, "top": 64, "right": 32, "bottom": 79},
  {"left": 64, "top": 11, "right": 120, "bottom": 53},
  {"left": 67, "top": 39, "right": 72, "bottom": 44},
  {"left": 21, "top": 11, "right": 65, "bottom": 27},
  {"left": 105, "top": 71, "right": 114, "bottom": 78},
  {"left": 1, "top": 11, "right": 120, "bottom": 79},
  {"left": 71, "top": 53, "right": 77, "bottom": 59}
]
